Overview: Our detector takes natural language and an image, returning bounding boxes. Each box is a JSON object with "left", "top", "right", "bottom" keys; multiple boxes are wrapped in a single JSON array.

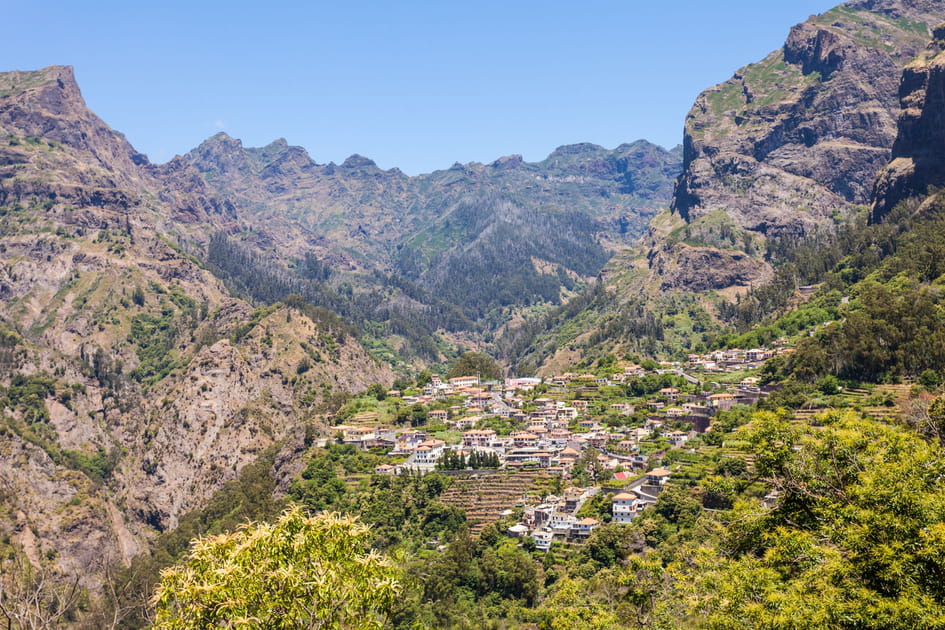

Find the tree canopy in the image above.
[
  {"left": 152, "top": 506, "right": 402, "bottom": 630},
  {"left": 446, "top": 351, "right": 502, "bottom": 381}
]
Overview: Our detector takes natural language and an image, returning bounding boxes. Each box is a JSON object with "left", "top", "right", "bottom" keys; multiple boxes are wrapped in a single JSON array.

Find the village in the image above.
[{"left": 327, "top": 346, "right": 786, "bottom": 551}]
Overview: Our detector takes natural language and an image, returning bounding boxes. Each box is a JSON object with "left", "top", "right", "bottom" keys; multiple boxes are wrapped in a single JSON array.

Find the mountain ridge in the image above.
[{"left": 183, "top": 125, "right": 681, "bottom": 356}]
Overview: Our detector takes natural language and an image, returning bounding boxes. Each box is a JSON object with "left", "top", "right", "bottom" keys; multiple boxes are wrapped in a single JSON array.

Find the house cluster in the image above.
[
  {"left": 511, "top": 467, "right": 674, "bottom": 550},
  {"left": 327, "top": 359, "right": 780, "bottom": 550},
  {"left": 684, "top": 342, "right": 790, "bottom": 372},
  {"left": 336, "top": 363, "right": 769, "bottom": 478}
]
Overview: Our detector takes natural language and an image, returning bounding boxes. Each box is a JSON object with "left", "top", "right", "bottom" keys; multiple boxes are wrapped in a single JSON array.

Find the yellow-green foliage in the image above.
[
  {"left": 153, "top": 506, "right": 403, "bottom": 630},
  {"left": 688, "top": 410, "right": 945, "bottom": 629}
]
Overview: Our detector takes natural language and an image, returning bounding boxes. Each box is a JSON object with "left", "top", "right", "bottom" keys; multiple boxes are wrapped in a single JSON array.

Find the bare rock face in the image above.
[
  {"left": 674, "top": 2, "right": 938, "bottom": 231},
  {"left": 872, "top": 23, "right": 945, "bottom": 220},
  {"left": 649, "top": 242, "right": 774, "bottom": 292},
  {"left": 0, "top": 67, "right": 147, "bottom": 174},
  {"left": 643, "top": 1, "right": 943, "bottom": 293}
]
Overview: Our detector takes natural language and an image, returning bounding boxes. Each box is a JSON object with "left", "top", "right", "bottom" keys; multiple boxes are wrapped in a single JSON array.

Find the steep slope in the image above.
[
  {"left": 872, "top": 22, "right": 945, "bottom": 218},
  {"left": 766, "top": 23, "right": 945, "bottom": 384},
  {"left": 665, "top": 0, "right": 939, "bottom": 290},
  {"left": 0, "top": 66, "right": 391, "bottom": 601}
]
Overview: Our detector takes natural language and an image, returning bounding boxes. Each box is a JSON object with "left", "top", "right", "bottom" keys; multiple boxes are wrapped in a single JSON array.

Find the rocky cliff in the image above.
[
  {"left": 0, "top": 66, "right": 392, "bottom": 603},
  {"left": 872, "top": 22, "right": 945, "bottom": 219},
  {"left": 664, "top": 0, "right": 940, "bottom": 290}
]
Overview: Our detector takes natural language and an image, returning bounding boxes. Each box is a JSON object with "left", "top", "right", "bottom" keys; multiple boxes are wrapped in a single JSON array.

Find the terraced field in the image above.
[
  {"left": 439, "top": 472, "right": 549, "bottom": 535},
  {"left": 793, "top": 384, "right": 911, "bottom": 422}
]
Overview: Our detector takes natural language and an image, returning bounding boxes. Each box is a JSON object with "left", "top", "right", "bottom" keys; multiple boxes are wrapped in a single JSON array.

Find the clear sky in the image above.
[{"left": 4, "top": 1, "right": 839, "bottom": 174}]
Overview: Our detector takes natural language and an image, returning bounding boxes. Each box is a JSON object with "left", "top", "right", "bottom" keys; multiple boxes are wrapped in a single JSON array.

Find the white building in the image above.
[
  {"left": 611, "top": 491, "right": 644, "bottom": 524},
  {"left": 532, "top": 529, "right": 554, "bottom": 551},
  {"left": 449, "top": 375, "right": 480, "bottom": 389},
  {"left": 462, "top": 429, "right": 497, "bottom": 448}
]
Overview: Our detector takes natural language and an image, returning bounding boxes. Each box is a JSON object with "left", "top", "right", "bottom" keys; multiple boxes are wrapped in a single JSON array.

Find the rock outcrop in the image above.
[
  {"left": 872, "top": 23, "right": 945, "bottom": 219},
  {"left": 649, "top": 242, "right": 775, "bottom": 292}
]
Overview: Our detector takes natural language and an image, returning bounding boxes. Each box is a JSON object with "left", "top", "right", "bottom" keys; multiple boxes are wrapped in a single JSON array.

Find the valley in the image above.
[{"left": 4, "top": 0, "right": 945, "bottom": 628}]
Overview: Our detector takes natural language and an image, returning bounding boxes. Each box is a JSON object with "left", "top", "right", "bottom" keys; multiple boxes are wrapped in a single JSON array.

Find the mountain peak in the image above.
[
  {"left": 341, "top": 154, "right": 377, "bottom": 169},
  {"left": 489, "top": 154, "right": 524, "bottom": 170},
  {"left": 0, "top": 64, "right": 77, "bottom": 90},
  {"left": 0, "top": 65, "right": 151, "bottom": 176},
  {"left": 546, "top": 143, "right": 606, "bottom": 160},
  {"left": 199, "top": 132, "right": 243, "bottom": 150},
  {"left": 264, "top": 137, "right": 289, "bottom": 150},
  {"left": 187, "top": 133, "right": 250, "bottom": 175},
  {"left": 0, "top": 64, "right": 85, "bottom": 117}
]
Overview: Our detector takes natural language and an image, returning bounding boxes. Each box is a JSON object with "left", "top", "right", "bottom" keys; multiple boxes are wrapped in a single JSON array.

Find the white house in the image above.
[
  {"left": 646, "top": 467, "right": 672, "bottom": 487},
  {"left": 412, "top": 439, "right": 446, "bottom": 467},
  {"left": 612, "top": 491, "right": 644, "bottom": 524},
  {"left": 532, "top": 529, "right": 554, "bottom": 551},
  {"left": 462, "top": 429, "right": 497, "bottom": 448},
  {"left": 449, "top": 375, "right": 480, "bottom": 389},
  {"left": 667, "top": 431, "right": 689, "bottom": 447}
]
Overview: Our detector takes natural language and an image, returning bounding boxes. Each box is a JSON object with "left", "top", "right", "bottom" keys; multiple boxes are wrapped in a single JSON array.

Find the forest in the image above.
[{"left": 757, "top": 194, "right": 945, "bottom": 383}]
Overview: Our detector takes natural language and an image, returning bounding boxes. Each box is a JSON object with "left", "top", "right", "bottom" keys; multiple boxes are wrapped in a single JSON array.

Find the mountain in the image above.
[
  {"left": 0, "top": 66, "right": 392, "bottom": 595},
  {"left": 757, "top": 21, "right": 945, "bottom": 385},
  {"left": 185, "top": 133, "right": 681, "bottom": 347},
  {"left": 664, "top": 0, "right": 940, "bottom": 290},
  {"left": 0, "top": 63, "right": 680, "bottom": 609},
  {"left": 500, "top": 0, "right": 945, "bottom": 374},
  {"left": 187, "top": 135, "right": 680, "bottom": 266}
]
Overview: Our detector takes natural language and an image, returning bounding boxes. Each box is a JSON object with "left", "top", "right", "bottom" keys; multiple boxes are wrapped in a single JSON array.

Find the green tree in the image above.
[
  {"left": 581, "top": 523, "right": 633, "bottom": 569},
  {"left": 694, "top": 410, "right": 945, "bottom": 629},
  {"left": 153, "top": 507, "right": 402, "bottom": 629},
  {"left": 919, "top": 369, "right": 943, "bottom": 390},
  {"left": 924, "top": 395, "right": 945, "bottom": 444},
  {"left": 366, "top": 383, "right": 387, "bottom": 401},
  {"left": 446, "top": 352, "right": 502, "bottom": 381},
  {"left": 290, "top": 456, "right": 347, "bottom": 511}
]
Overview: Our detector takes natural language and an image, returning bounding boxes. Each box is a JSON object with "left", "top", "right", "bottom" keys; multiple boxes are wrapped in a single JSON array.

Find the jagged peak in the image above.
[
  {"left": 612, "top": 139, "right": 680, "bottom": 156},
  {"left": 0, "top": 65, "right": 86, "bottom": 116},
  {"left": 265, "top": 137, "right": 289, "bottom": 149},
  {"left": 488, "top": 154, "right": 524, "bottom": 169},
  {"left": 614, "top": 139, "right": 657, "bottom": 151},
  {"left": 246, "top": 137, "right": 315, "bottom": 165},
  {"left": 196, "top": 132, "right": 244, "bottom": 152},
  {"left": 546, "top": 142, "right": 607, "bottom": 160},
  {"left": 0, "top": 65, "right": 77, "bottom": 91},
  {"left": 341, "top": 154, "right": 377, "bottom": 169}
]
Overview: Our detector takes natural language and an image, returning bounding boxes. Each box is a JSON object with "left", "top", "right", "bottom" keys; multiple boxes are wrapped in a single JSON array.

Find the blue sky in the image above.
[{"left": 4, "top": 1, "right": 838, "bottom": 174}]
